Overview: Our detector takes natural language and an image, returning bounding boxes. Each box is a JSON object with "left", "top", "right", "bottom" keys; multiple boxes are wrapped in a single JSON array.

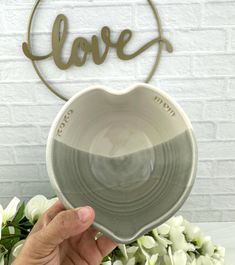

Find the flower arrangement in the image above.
[{"left": 0, "top": 196, "right": 225, "bottom": 265}]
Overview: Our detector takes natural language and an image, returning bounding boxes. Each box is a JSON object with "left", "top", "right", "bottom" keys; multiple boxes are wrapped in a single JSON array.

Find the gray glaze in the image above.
[{"left": 51, "top": 129, "right": 197, "bottom": 242}]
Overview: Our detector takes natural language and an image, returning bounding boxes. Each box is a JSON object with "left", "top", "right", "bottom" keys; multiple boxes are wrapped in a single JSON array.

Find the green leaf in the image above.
[
  {"left": 12, "top": 203, "right": 25, "bottom": 224},
  {"left": 19, "top": 217, "right": 32, "bottom": 227},
  {"left": 102, "top": 256, "right": 111, "bottom": 262},
  {"left": 0, "top": 244, "right": 8, "bottom": 259},
  {"left": 1, "top": 227, "right": 10, "bottom": 237}
]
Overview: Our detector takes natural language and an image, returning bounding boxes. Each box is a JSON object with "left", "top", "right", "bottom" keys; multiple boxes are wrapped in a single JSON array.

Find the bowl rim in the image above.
[{"left": 46, "top": 83, "right": 198, "bottom": 244}]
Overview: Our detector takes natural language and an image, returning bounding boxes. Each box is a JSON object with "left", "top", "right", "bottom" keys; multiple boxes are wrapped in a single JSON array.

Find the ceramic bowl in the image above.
[{"left": 46, "top": 83, "right": 197, "bottom": 244}]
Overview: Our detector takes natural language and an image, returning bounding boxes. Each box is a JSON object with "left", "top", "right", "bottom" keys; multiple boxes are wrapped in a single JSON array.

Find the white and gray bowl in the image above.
[{"left": 46, "top": 83, "right": 198, "bottom": 244}]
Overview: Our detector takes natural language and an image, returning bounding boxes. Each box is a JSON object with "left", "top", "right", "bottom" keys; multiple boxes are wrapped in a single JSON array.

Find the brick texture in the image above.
[{"left": 0, "top": 0, "right": 234, "bottom": 222}]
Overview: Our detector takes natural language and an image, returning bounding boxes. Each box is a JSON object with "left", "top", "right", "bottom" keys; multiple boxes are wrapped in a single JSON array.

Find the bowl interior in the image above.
[{"left": 48, "top": 85, "right": 197, "bottom": 243}]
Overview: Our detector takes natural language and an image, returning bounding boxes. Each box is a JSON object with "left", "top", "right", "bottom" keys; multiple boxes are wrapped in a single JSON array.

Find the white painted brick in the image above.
[
  {"left": 0, "top": 8, "right": 5, "bottom": 33},
  {"left": 0, "top": 197, "right": 16, "bottom": 208},
  {"left": 182, "top": 195, "right": 211, "bottom": 210},
  {"left": 211, "top": 195, "right": 235, "bottom": 209},
  {"left": 160, "top": 78, "right": 226, "bottom": 99},
  {"left": 193, "top": 210, "right": 222, "bottom": 222},
  {"left": 0, "top": 182, "right": 22, "bottom": 197},
  {"left": 0, "top": 35, "right": 25, "bottom": 58},
  {"left": 0, "top": 196, "right": 32, "bottom": 208},
  {"left": 5, "top": 0, "right": 144, "bottom": 4},
  {"left": 4, "top": 8, "right": 57, "bottom": 33},
  {"left": 204, "top": 101, "right": 235, "bottom": 121},
  {"left": 0, "top": 164, "right": 39, "bottom": 181},
  {"left": 14, "top": 145, "right": 46, "bottom": 163},
  {"left": 38, "top": 164, "right": 49, "bottom": 179},
  {"left": 0, "top": 126, "right": 41, "bottom": 144},
  {"left": 192, "top": 178, "right": 235, "bottom": 194},
  {"left": 20, "top": 181, "right": 54, "bottom": 197},
  {"left": 177, "top": 101, "right": 204, "bottom": 120},
  {"left": 40, "top": 126, "right": 50, "bottom": 143},
  {"left": 198, "top": 141, "right": 235, "bottom": 159},
  {"left": 139, "top": 56, "right": 191, "bottom": 77},
  {"left": 35, "top": 84, "right": 65, "bottom": 103},
  {"left": 4, "top": 5, "right": 133, "bottom": 33},
  {"left": 12, "top": 105, "right": 63, "bottom": 124},
  {"left": 172, "top": 29, "right": 226, "bottom": 52},
  {"left": 0, "top": 105, "right": 11, "bottom": 124},
  {"left": 192, "top": 122, "right": 215, "bottom": 140},
  {"left": 4, "top": 0, "right": 35, "bottom": 5},
  {"left": 193, "top": 54, "right": 235, "bottom": 76},
  {"left": 217, "top": 123, "right": 235, "bottom": 139},
  {"left": 69, "top": 5, "right": 133, "bottom": 31},
  {"left": 232, "top": 30, "right": 235, "bottom": 50},
  {"left": 0, "top": 83, "right": 35, "bottom": 103},
  {"left": 197, "top": 160, "right": 214, "bottom": 177},
  {"left": 228, "top": 78, "right": 235, "bottom": 97},
  {"left": 222, "top": 210, "right": 235, "bottom": 221},
  {"left": 0, "top": 146, "right": 15, "bottom": 164},
  {"left": 136, "top": 4, "right": 201, "bottom": 29},
  {"left": 216, "top": 160, "right": 235, "bottom": 177},
  {"left": 176, "top": 210, "right": 194, "bottom": 221},
  {"left": 0, "top": 61, "right": 65, "bottom": 82},
  {"left": 203, "top": 2, "right": 235, "bottom": 26}
]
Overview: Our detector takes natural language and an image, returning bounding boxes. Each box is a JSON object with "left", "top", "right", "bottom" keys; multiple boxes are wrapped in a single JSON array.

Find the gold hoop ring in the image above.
[{"left": 26, "top": 0, "right": 173, "bottom": 101}]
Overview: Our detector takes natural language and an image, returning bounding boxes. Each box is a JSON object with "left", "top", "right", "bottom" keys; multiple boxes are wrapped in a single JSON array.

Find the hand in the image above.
[{"left": 13, "top": 201, "right": 117, "bottom": 265}]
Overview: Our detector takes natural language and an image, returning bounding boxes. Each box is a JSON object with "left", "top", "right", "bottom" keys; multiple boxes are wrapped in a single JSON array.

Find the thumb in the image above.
[{"left": 36, "top": 206, "right": 95, "bottom": 248}]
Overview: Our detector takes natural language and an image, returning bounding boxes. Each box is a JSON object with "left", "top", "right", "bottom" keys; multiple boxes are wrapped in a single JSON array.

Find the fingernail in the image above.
[{"left": 77, "top": 206, "right": 91, "bottom": 223}]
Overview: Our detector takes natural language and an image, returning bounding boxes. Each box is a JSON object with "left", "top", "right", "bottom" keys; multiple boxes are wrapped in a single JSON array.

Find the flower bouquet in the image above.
[{"left": 0, "top": 196, "right": 225, "bottom": 265}]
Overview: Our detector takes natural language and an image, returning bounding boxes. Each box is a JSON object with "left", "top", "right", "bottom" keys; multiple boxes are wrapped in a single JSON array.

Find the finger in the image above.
[
  {"left": 89, "top": 226, "right": 99, "bottom": 238},
  {"left": 37, "top": 206, "right": 95, "bottom": 248},
  {"left": 96, "top": 235, "right": 118, "bottom": 258},
  {"left": 30, "top": 201, "right": 65, "bottom": 234},
  {"left": 70, "top": 226, "right": 98, "bottom": 247},
  {"left": 75, "top": 227, "right": 104, "bottom": 265}
]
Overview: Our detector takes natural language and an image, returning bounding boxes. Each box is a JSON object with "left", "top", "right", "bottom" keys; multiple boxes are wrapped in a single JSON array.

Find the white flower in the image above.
[
  {"left": 183, "top": 220, "right": 201, "bottom": 242},
  {"left": 118, "top": 244, "right": 128, "bottom": 260},
  {"left": 201, "top": 237, "right": 215, "bottom": 257},
  {"left": 98, "top": 216, "right": 226, "bottom": 265},
  {"left": 215, "top": 246, "right": 225, "bottom": 258},
  {"left": 126, "top": 246, "right": 138, "bottom": 257},
  {"left": 113, "top": 261, "right": 123, "bottom": 265},
  {"left": 152, "top": 228, "right": 172, "bottom": 248},
  {"left": 157, "top": 223, "right": 171, "bottom": 235},
  {"left": 0, "top": 197, "right": 20, "bottom": 239},
  {"left": 183, "top": 219, "right": 209, "bottom": 250},
  {"left": 25, "top": 195, "right": 58, "bottom": 223},
  {"left": 126, "top": 257, "right": 135, "bottom": 265},
  {"left": 8, "top": 240, "right": 25, "bottom": 265},
  {"left": 169, "top": 226, "right": 193, "bottom": 252},
  {"left": 165, "top": 216, "right": 195, "bottom": 252},
  {"left": 139, "top": 236, "right": 156, "bottom": 249},
  {"left": 196, "top": 255, "right": 213, "bottom": 265},
  {"left": 145, "top": 254, "right": 158, "bottom": 265},
  {"left": 167, "top": 216, "right": 184, "bottom": 228},
  {"left": 167, "top": 247, "right": 187, "bottom": 265},
  {"left": 173, "top": 250, "right": 187, "bottom": 265},
  {"left": 0, "top": 257, "right": 4, "bottom": 265}
]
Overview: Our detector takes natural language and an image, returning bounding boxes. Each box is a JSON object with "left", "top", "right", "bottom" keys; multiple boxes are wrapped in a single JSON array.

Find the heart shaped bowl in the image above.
[{"left": 46, "top": 83, "right": 198, "bottom": 244}]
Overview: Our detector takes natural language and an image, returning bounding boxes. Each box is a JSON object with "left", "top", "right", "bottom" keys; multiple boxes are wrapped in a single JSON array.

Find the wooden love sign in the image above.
[{"left": 22, "top": 0, "right": 173, "bottom": 101}]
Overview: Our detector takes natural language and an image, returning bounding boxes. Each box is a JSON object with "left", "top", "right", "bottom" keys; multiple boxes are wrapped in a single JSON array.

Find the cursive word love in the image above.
[{"left": 22, "top": 14, "right": 172, "bottom": 70}]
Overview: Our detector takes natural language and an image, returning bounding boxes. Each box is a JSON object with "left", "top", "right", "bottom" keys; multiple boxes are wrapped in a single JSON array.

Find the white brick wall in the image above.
[{"left": 0, "top": 0, "right": 235, "bottom": 222}]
